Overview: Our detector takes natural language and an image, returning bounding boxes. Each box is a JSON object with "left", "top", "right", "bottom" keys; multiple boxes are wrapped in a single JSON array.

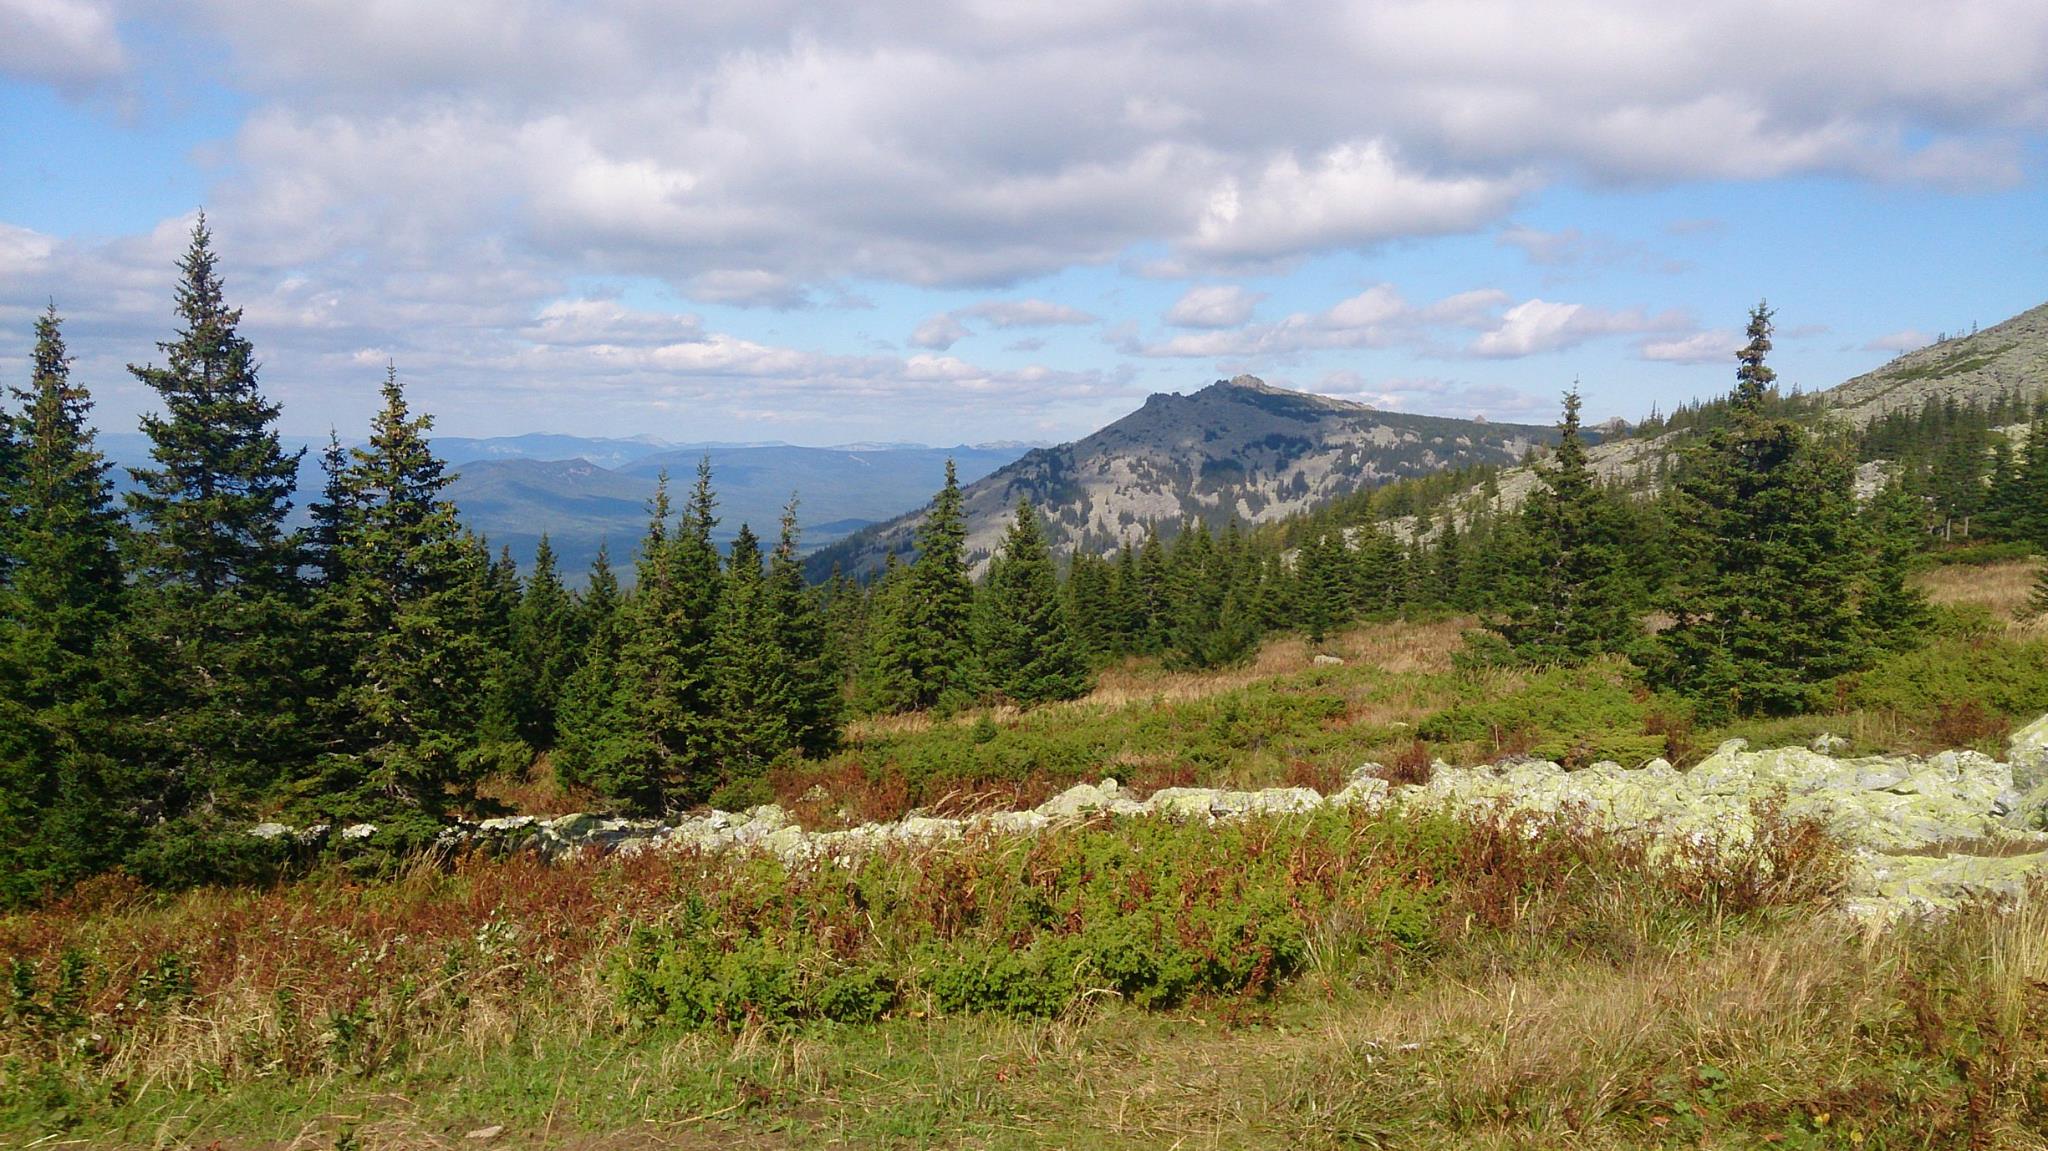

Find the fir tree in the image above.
[
  {"left": 0, "top": 305, "right": 128, "bottom": 901},
  {"left": 977, "top": 500, "right": 1090, "bottom": 705},
  {"left": 596, "top": 461, "right": 726, "bottom": 811},
  {"left": 304, "top": 430, "right": 356, "bottom": 588},
  {"left": 1161, "top": 522, "right": 1258, "bottom": 669},
  {"left": 712, "top": 523, "right": 789, "bottom": 785},
  {"left": 1655, "top": 303, "right": 1870, "bottom": 718},
  {"left": 765, "top": 500, "right": 840, "bottom": 756},
  {"left": 1296, "top": 527, "right": 1351, "bottom": 645},
  {"left": 868, "top": 460, "right": 977, "bottom": 711},
  {"left": 492, "top": 535, "right": 581, "bottom": 749},
  {"left": 322, "top": 366, "right": 490, "bottom": 818},
  {"left": 1861, "top": 478, "right": 1932, "bottom": 650},
  {"left": 126, "top": 216, "right": 303, "bottom": 599},
  {"left": 116, "top": 217, "right": 311, "bottom": 857},
  {"left": 1488, "top": 390, "right": 1641, "bottom": 664},
  {"left": 554, "top": 544, "right": 628, "bottom": 796}
]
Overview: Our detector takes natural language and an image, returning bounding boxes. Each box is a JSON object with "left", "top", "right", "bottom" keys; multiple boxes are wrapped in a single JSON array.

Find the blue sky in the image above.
[{"left": 3, "top": 0, "right": 2045, "bottom": 446}]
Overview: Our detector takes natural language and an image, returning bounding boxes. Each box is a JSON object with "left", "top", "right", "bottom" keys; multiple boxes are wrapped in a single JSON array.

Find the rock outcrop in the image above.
[{"left": 263, "top": 721, "right": 2048, "bottom": 923}]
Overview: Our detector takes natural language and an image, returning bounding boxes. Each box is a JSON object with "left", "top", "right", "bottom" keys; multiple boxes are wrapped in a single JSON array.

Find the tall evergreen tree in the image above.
[
  {"left": 868, "top": 460, "right": 977, "bottom": 711},
  {"left": 0, "top": 305, "right": 128, "bottom": 901},
  {"left": 1488, "top": 390, "right": 1642, "bottom": 664},
  {"left": 1296, "top": 527, "right": 1351, "bottom": 645},
  {"left": 1861, "top": 478, "right": 1933, "bottom": 651},
  {"left": 320, "top": 366, "right": 490, "bottom": 819},
  {"left": 554, "top": 543, "right": 628, "bottom": 796},
  {"left": 126, "top": 215, "right": 303, "bottom": 599},
  {"left": 116, "top": 217, "right": 311, "bottom": 860},
  {"left": 592, "top": 461, "right": 727, "bottom": 811},
  {"left": 1655, "top": 303, "right": 1870, "bottom": 718},
  {"left": 765, "top": 500, "right": 840, "bottom": 756},
  {"left": 977, "top": 500, "right": 1090, "bottom": 705},
  {"left": 491, "top": 535, "right": 581, "bottom": 749}
]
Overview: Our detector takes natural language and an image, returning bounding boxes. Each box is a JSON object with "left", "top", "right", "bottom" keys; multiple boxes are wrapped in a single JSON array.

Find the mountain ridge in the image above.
[{"left": 805, "top": 375, "right": 1568, "bottom": 579}]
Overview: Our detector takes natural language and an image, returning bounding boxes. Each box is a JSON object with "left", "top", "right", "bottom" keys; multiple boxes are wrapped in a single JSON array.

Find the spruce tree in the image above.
[
  {"left": 554, "top": 544, "right": 629, "bottom": 796},
  {"left": 321, "top": 366, "right": 490, "bottom": 820},
  {"left": 0, "top": 306, "right": 128, "bottom": 901},
  {"left": 765, "top": 499, "right": 840, "bottom": 756},
  {"left": 117, "top": 216, "right": 310, "bottom": 859},
  {"left": 1861, "top": 478, "right": 1933, "bottom": 650},
  {"left": 126, "top": 216, "right": 303, "bottom": 599},
  {"left": 1488, "top": 390, "right": 1641, "bottom": 664},
  {"left": 977, "top": 500, "right": 1090, "bottom": 705},
  {"left": 492, "top": 535, "right": 581, "bottom": 749},
  {"left": 869, "top": 460, "right": 977, "bottom": 711},
  {"left": 1296, "top": 527, "right": 1350, "bottom": 645},
  {"left": 1655, "top": 303, "right": 1869, "bottom": 718},
  {"left": 1161, "top": 522, "right": 1258, "bottom": 669},
  {"left": 711, "top": 523, "right": 788, "bottom": 788},
  {"left": 595, "top": 461, "right": 726, "bottom": 811}
]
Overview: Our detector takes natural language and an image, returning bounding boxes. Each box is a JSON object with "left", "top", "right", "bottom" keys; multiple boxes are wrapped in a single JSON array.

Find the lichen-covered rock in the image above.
[
  {"left": 2009, "top": 714, "right": 2048, "bottom": 791},
  {"left": 250, "top": 712, "right": 2048, "bottom": 925}
]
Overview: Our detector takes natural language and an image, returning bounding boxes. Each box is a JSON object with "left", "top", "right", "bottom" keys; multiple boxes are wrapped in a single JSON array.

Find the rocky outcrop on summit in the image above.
[
  {"left": 806, "top": 376, "right": 1560, "bottom": 578},
  {"left": 1819, "top": 301, "right": 2048, "bottom": 427}
]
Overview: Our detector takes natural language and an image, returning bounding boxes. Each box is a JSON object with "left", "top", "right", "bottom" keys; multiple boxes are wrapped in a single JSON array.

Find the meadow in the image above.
[{"left": 5, "top": 559, "right": 2047, "bottom": 1149}]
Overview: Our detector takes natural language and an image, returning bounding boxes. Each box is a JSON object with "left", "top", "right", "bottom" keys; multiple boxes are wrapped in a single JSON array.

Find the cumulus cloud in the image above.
[
  {"left": 1640, "top": 329, "right": 1741, "bottom": 364},
  {"left": 8, "top": 1, "right": 2047, "bottom": 438},
  {"left": 1129, "top": 284, "right": 1680, "bottom": 363},
  {"left": 1469, "top": 299, "right": 1687, "bottom": 358},
  {"left": 1185, "top": 143, "right": 1534, "bottom": 262},
  {"left": 909, "top": 313, "right": 973, "bottom": 351},
  {"left": 1165, "top": 284, "right": 1262, "bottom": 329},
  {"left": 0, "top": 0, "right": 125, "bottom": 91}
]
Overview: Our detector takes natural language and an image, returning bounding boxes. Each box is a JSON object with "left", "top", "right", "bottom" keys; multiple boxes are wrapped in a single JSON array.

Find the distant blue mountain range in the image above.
[{"left": 91, "top": 431, "right": 1032, "bottom": 581}]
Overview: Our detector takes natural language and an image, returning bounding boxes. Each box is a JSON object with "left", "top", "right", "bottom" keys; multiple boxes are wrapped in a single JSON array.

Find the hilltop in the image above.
[{"left": 807, "top": 375, "right": 1563, "bottom": 578}]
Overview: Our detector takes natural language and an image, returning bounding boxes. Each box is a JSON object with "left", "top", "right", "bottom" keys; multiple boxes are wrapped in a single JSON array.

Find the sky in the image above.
[{"left": 2, "top": 1, "right": 2046, "bottom": 448}]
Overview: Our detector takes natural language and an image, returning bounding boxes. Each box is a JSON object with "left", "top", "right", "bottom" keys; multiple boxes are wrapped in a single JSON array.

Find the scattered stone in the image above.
[
  {"left": 253, "top": 714, "right": 2048, "bottom": 924},
  {"left": 1810, "top": 731, "right": 1849, "bottom": 755},
  {"left": 1312, "top": 654, "right": 1345, "bottom": 666},
  {"left": 465, "top": 1125, "right": 505, "bottom": 1141}
]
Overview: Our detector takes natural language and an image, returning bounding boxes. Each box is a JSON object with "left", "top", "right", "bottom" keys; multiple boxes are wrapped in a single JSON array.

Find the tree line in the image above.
[{"left": 0, "top": 220, "right": 2027, "bottom": 906}]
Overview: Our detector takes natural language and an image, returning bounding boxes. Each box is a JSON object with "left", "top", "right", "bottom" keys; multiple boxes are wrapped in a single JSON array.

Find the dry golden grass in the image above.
[
  {"left": 1084, "top": 615, "right": 1475, "bottom": 710},
  {"left": 1915, "top": 557, "right": 2042, "bottom": 623}
]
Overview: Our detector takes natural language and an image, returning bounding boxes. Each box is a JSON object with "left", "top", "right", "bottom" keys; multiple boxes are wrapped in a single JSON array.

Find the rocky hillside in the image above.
[
  {"left": 1435, "top": 298, "right": 2048, "bottom": 532},
  {"left": 806, "top": 376, "right": 1561, "bottom": 577},
  {"left": 1819, "top": 301, "right": 2048, "bottom": 426}
]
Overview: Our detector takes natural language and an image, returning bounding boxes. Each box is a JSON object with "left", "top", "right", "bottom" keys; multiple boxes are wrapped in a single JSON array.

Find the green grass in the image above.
[
  {"left": 2, "top": 799, "right": 1852, "bottom": 1149},
  {"left": 773, "top": 613, "right": 2048, "bottom": 825}
]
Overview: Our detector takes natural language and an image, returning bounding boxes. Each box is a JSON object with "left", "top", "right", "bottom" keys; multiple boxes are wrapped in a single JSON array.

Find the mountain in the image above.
[
  {"left": 88, "top": 432, "right": 1029, "bottom": 580},
  {"left": 806, "top": 375, "right": 1565, "bottom": 579},
  {"left": 1818, "top": 301, "right": 2048, "bottom": 426},
  {"left": 1437, "top": 299, "right": 2048, "bottom": 532}
]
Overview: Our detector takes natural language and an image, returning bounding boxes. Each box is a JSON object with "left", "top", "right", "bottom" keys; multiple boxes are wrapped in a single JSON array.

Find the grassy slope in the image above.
[{"left": 6, "top": 559, "right": 2048, "bottom": 1150}]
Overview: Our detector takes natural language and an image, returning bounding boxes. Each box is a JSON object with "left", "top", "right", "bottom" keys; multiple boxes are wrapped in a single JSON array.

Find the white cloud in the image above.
[
  {"left": 1185, "top": 142, "right": 1533, "bottom": 262},
  {"left": 958, "top": 298, "right": 1098, "bottom": 328},
  {"left": 910, "top": 313, "right": 972, "bottom": 351},
  {"left": 1469, "top": 299, "right": 1686, "bottom": 358},
  {"left": 1164, "top": 284, "right": 1262, "bottom": 328},
  {"left": 0, "top": 0, "right": 124, "bottom": 90},
  {"left": 1640, "top": 329, "right": 1741, "bottom": 364}
]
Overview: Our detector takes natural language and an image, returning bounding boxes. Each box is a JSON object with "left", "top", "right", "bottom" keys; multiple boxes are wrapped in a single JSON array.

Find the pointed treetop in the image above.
[{"left": 1733, "top": 300, "right": 1776, "bottom": 413}]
